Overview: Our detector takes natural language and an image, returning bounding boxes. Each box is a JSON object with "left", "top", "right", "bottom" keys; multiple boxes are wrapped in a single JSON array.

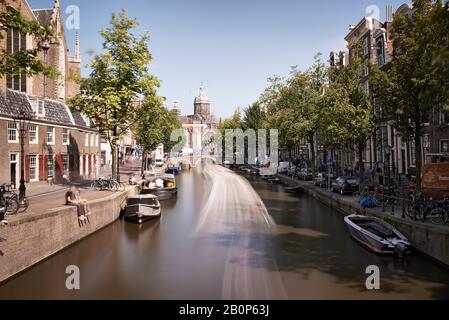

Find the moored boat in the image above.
[
  {"left": 141, "top": 173, "right": 178, "bottom": 201},
  {"left": 344, "top": 214, "right": 412, "bottom": 257},
  {"left": 124, "top": 194, "right": 161, "bottom": 224},
  {"left": 285, "top": 186, "right": 304, "bottom": 194},
  {"left": 166, "top": 166, "right": 181, "bottom": 175}
]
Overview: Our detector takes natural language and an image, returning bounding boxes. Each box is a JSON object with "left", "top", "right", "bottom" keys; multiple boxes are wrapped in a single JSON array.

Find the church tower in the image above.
[{"left": 194, "top": 86, "right": 211, "bottom": 118}]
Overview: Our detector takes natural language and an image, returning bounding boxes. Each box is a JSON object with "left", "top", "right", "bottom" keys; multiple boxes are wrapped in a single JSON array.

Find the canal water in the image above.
[{"left": 1, "top": 165, "right": 448, "bottom": 299}]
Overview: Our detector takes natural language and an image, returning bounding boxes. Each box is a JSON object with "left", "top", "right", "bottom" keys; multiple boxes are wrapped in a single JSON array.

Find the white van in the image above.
[{"left": 154, "top": 157, "right": 164, "bottom": 167}]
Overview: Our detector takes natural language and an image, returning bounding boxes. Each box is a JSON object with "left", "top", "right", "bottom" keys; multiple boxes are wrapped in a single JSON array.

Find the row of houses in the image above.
[
  {"left": 0, "top": 0, "right": 101, "bottom": 188},
  {"left": 284, "top": 3, "right": 449, "bottom": 185}
]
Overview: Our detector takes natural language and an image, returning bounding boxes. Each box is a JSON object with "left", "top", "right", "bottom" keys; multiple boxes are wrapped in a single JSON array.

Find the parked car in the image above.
[
  {"left": 277, "top": 162, "right": 290, "bottom": 175},
  {"left": 315, "top": 172, "right": 336, "bottom": 188},
  {"left": 298, "top": 168, "right": 314, "bottom": 181},
  {"left": 331, "top": 177, "right": 360, "bottom": 195}
]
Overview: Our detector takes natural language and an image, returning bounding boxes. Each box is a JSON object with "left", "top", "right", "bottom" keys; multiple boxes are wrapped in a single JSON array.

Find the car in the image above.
[
  {"left": 154, "top": 158, "right": 164, "bottom": 167},
  {"left": 315, "top": 172, "right": 336, "bottom": 188},
  {"left": 298, "top": 168, "right": 314, "bottom": 181},
  {"left": 331, "top": 177, "right": 360, "bottom": 195}
]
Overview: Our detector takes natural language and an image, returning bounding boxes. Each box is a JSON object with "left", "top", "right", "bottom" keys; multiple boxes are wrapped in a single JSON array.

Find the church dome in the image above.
[{"left": 194, "top": 86, "right": 210, "bottom": 105}]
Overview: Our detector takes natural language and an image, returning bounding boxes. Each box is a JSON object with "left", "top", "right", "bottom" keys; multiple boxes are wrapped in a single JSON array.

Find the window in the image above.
[
  {"left": 363, "top": 60, "right": 369, "bottom": 77},
  {"left": 47, "top": 153, "right": 54, "bottom": 179},
  {"left": 62, "top": 129, "right": 70, "bottom": 145},
  {"left": 364, "top": 80, "right": 370, "bottom": 96},
  {"left": 441, "top": 111, "right": 449, "bottom": 125},
  {"left": 29, "top": 155, "right": 38, "bottom": 181},
  {"left": 30, "top": 99, "right": 45, "bottom": 118},
  {"left": 95, "top": 135, "right": 99, "bottom": 147},
  {"left": 6, "top": 28, "right": 27, "bottom": 92},
  {"left": 46, "top": 127, "right": 55, "bottom": 145},
  {"left": 29, "top": 124, "right": 38, "bottom": 144},
  {"left": 376, "top": 36, "right": 385, "bottom": 66},
  {"left": 441, "top": 140, "right": 449, "bottom": 153},
  {"left": 85, "top": 133, "right": 89, "bottom": 147},
  {"left": 62, "top": 154, "right": 69, "bottom": 176},
  {"left": 364, "top": 36, "right": 370, "bottom": 56},
  {"left": 8, "top": 122, "right": 18, "bottom": 143},
  {"left": 90, "top": 133, "right": 94, "bottom": 147}
]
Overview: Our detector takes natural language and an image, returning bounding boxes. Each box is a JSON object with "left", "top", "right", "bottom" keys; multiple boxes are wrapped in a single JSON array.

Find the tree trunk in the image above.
[
  {"left": 111, "top": 143, "right": 117, "bottom": 180},
  {"left": 141, "top": 150, "right": 146, "bottom": 175},
  {"left": 309, "top": 134, "right": 316, "bottom": 177},
  {"left": 414, "top": 125, "right": 423, "bottom": 197},
  {"left": 358, "top": 142, "right": 364, "bottom": 188}
]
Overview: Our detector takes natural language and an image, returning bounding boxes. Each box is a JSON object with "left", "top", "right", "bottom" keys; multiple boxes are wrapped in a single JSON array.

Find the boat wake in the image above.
[{"left": 195, "top": 165, "right": 286, "bottom": 299}]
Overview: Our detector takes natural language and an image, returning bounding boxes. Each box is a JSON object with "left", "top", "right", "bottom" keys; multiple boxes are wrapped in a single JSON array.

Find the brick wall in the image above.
[{"left": 0, "top": 187, "right": 137, "bottom": 283}]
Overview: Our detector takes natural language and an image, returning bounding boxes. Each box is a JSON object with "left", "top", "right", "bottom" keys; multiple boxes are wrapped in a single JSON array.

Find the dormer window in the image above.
[
  {"left": 30, "top": 99, "right": 46, "bottom": 118},
  {"left": 376, "top": 36, "right": 386, "bottom": 67}
]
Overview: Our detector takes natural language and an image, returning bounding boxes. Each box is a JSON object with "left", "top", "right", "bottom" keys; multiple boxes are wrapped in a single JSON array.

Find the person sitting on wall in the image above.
[
  {"left": 75, "top": 186, "right": 91, "bottom": 217},
  {"left": 66, "top": 185, "right": 87, "bottom": 222}
]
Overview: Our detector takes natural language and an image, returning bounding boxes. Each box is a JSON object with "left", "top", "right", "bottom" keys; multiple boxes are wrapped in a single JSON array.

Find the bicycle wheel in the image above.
[
  {"left": 353, "top": 191, "right": 362, "bottom": 202},
  {"left": 5, "top": 197, "right": 19, "bottom": 215},
  {"left": 91, "top": 181, "right": 102, "bottom": 191},
  {"left": 117, "top": 182, "right": 126, "bottom": 192},
  {"left": 429, "top": 208, "right": 449, "bottom": 225},
  {"left": 405, "top": 202, "right": 418, "bottom": 220},
  {"left": 18, "top": 197, "right": 29, "bottom": 213}
]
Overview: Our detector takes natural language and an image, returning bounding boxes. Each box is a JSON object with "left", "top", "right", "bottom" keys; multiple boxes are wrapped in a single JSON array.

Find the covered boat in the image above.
[
  {"left": 124, "top": 194, "right": 161, "bottom": 224},
  {"left": 166, "top": 166, "right": 181, "bottom": 175},
  {"left": 344, "top": 214, "right": 411, "bottom": 257},
  {"left": 285, "top": 186, "right": 304, "bottom": 194},
  {"left": 141, "top": 173, "right": 178, "bottom": 200}
]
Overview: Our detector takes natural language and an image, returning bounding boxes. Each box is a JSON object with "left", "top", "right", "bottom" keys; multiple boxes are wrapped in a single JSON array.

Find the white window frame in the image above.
[
  {"left": 364, "top": 36, "right": 370, "bottom": 56},
  {"left": 62, "top": 154, "right": 69, "bottom": 176},
  {"left": 29, "top": 154, "right": 38, "bottom": 182},
  {"left": 46, "top": 127, "right": 55, "bottom": 145},
  {"left": 7, "top": 122, "right": 19, "bottom": 143},
  {"left": 90, "top": 133, "right": 94, "bottom": 147},
  {"left": 62, "top": 128, "right": 70, "bottom": 145},
  {"left": 95, "top": 135, "right": 99, "bottom": 147},
  {"left": 29, "top": 124, "right": 38, "bottom": 144},
  {"left": 440, "top": 140, "right": 449, "bottom": 154},
  {"left": 85, "top": 133, "right": 89, "bottom": 147}
]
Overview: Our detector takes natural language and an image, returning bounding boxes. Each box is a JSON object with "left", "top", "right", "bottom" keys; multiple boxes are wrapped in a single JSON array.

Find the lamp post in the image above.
[
  {"left": 41, "top": 40, "right": 51, "bottom": 98},
  {"left": 384, "top": 146, "right": 391, "bottom": 187},
  {"left": 13, "top": 109, "right": 35, "bottom": 203}
]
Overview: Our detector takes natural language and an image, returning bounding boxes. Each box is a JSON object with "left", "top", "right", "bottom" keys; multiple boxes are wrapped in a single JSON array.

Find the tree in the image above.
[
  {"left": 70, "top": 10, "right": 160, "bottom": 179},
  {"left": 242, "top": 102, "right": 265, "bottom": 131},
  {"left": 371, "top": 0, "right": 449, "bottom": 195},
  {"left": 323, "top": 44, "right": 375, "bottom": 184},
  {"left": 0, "top": 1, "right": 54, "bottom": 79},
  {"left": 134, "top": 98, "right": 183, "bottom": 174}
]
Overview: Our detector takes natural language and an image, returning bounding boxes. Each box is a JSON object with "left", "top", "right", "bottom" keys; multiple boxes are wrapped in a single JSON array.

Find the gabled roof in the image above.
[
  {"left": 0, "top": 89, "right": 96, "bottom": 131},
  {"left": 32, "top": 9, "right": 53, "bottom": 27}
]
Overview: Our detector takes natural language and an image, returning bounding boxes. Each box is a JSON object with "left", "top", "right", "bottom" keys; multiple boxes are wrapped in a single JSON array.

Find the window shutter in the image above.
[{"left": 25, "top": 155, "right": 30, "bottom": 182}]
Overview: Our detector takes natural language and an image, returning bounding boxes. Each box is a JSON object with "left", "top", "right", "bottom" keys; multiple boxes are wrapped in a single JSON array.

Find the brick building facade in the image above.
[{"left": 0, "top": 0, "right": 100, "bottom": 187}]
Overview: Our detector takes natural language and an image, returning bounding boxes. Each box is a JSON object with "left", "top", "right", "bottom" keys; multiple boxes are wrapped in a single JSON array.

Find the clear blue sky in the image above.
[{"left": 29, "top": 0, "right": 408, "bottom": 119}]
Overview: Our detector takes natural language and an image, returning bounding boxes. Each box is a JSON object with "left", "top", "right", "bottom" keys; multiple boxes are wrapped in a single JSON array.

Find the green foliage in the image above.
[
  {"left": 134, "top": 97, "right": 183, "bottom": 154},
  {"left": 370, "top": 0, "right": 449, "bottom": 194},
  {"left": 0, "top": 2, "right": 54, "bottom": 77},
  {"left": 70, "top": 9, "right": 160, "bottom": 145}
]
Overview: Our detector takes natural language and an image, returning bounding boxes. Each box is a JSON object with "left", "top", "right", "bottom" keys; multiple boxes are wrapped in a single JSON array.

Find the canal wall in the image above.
[
  {"left": 0, "top": 188, "right": 137, "bottom": 284},
  {"left": 277, "top": 175, "right": 449, "bottom": 267}
]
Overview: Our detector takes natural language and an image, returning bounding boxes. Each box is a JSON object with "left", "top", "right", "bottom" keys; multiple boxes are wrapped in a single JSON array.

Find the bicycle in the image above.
[
  {"left": 428, "top": 198, "right": 449, "bottom": 225},
  {"left": 0, "top": 186, "right": 19, "bottom": 215}
]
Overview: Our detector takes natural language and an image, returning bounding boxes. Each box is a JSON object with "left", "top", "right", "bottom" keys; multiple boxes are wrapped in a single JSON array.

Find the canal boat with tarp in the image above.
[
  {"left": 344, "top": 214, "right": 411, "bottom": 257},
  {"left": 124, "top": 194, "right": 161, "bottom": 224},
  {"left": 141, "top": 173, "right": 178, "bottom": 200}
]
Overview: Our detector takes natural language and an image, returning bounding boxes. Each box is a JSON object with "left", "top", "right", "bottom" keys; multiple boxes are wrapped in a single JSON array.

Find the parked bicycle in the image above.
[
  {"left": 0, "top": 185, "right": 20, "bottom": 215},
  {"left": 91, "top": 177, "right": 125, "bottom": 192},
  {"left": 428, "top": 198, "right": 449, "bottom": 225}
]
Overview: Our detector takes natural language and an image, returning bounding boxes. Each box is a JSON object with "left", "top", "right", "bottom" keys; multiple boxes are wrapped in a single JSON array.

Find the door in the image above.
[{"left": 10, "top": 153, "right": 18, "bottom": 189}]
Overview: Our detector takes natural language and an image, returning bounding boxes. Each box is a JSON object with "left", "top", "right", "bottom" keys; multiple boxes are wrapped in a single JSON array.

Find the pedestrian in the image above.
[{"left": 66, "top": 185, "right": 87, "bottom": 222}]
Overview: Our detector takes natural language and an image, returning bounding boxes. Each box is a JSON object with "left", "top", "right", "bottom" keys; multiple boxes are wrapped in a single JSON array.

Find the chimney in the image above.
[
  {"left": 386, "top": 5, "right": 393, "bottom": 22},
  {"left": 75, "top": 32, "right": 80, "bottom": 61}
]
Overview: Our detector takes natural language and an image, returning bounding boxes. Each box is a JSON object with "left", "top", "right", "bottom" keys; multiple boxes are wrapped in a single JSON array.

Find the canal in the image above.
[{"left": 1, "top": 165, "right": 449, "bottom": 299}]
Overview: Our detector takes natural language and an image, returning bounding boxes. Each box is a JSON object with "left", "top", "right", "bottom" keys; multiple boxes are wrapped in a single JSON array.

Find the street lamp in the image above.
[
  {"left": 41, "top": 40, "right": 51, "bottom": 98},
  {"left": 13, "top": 108, "right": 35, "bottom": 203}
]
